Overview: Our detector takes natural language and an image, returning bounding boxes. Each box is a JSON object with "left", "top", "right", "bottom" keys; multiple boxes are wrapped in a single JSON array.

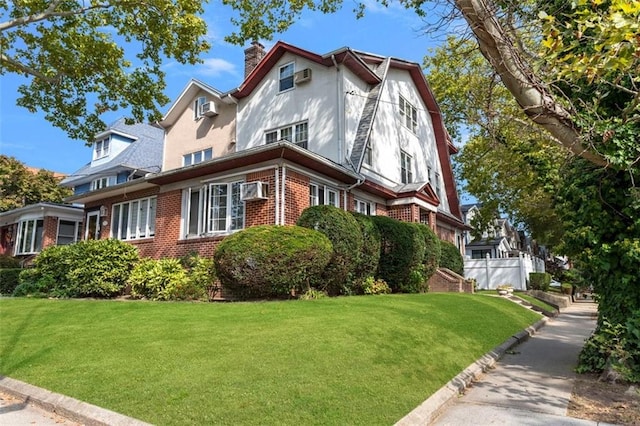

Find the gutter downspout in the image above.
[{"left": 332, "top": 54, "right": 343, "bottom": 165}]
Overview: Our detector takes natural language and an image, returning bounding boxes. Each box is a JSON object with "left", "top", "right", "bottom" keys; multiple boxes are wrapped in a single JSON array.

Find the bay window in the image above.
[{"left": 15, "top": 219, "right": 44, "bottom": 254}]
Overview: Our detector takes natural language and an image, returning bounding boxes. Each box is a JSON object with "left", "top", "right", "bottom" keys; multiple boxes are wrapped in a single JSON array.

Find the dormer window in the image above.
[
  {"left": 94, "top": 137, "right": 110, "bottom": 160},
  {"left": 91, "top": 176, "right": 114, "bottom": 190},
  {"left": 194, "top": 96, "right": 207, "bottom": 119},
  {"left": 279, "top": 63, "right": 295, "bottom": 92}
]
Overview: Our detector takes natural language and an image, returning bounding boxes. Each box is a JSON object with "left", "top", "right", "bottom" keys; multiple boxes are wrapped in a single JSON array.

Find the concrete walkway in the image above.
[{"left": 432, "top": 300, "right": 607, "bottom": 425}]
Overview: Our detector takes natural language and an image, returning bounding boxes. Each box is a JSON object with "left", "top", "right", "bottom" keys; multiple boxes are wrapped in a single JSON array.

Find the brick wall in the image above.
[
  {"left": 42, "top": 216, "right": 58, "bottom": 249},
  {"left": 428, "top": 268, "right": 474, "bottom": 293},
  {"left": 284, "top": 170, "right": 310, "bottom": 225},
  {"left": 245, "top": 169, "right": 276, "bottom": 227}
]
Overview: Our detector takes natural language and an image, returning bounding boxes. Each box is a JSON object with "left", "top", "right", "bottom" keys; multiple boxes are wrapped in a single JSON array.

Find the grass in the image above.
[
  {"left": 513, "top": 293, "right": 557, "bottom": 313},
  {"left": 0, "top": 294, "right": 541, "bottom": 425}
]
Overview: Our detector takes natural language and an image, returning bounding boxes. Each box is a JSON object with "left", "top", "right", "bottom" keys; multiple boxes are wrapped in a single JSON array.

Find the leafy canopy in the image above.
[{"left": 0, "top": 0, "right": 209, "bottom": 142}]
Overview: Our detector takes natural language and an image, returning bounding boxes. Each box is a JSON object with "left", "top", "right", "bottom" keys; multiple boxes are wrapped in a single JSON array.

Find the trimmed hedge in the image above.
[
  {"left": 0, "top": 254, "right": 20, "bottom": 269},
  {"left": 15, "top": 239, "right": 139, "bottom": 298},
  {"left": 297, "top": 205, "right": 363, "bottom": 295},
  {"left": 529, "top": 272, "right": 551, "bottom": 291},
  {"left": 371, "top": 216, "right": 425, "bottom": 293},
  {"left": 0, "top": 268, "right": 21, "bottom": 295},
  {"left": 412, "top": 223, "right": 441, "bottom": 285},
  {"left": 350, "top": 213, "right": 381, "bottom": 291},
  {"left": 439, "top": 241, "right": 463, "bottom": 275},
  {"left": 129, "top": 258, "right": 190, "bottom": 300},
  {"left": 214, "top": 225, "right": 333, "bottom": 300}
]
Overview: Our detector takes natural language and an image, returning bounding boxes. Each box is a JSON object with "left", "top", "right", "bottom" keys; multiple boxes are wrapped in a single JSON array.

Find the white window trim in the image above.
[
  {"left": 111, "top": 196, "right": 157, "bottom": 241},
  {"left": 354, "top": 198, "right": 375, "bottom": 216},
  {"left": 15, "top": 218, "right": 44, "bottom": 255},
  {"left": 279, "top": 62, "right": 295, "bottom": 93},
  {"left": 309, "top": 182, "right": 339, "bottom": 207},
  {"left": 90, "top": 176, "right": 115, "bottom": 191},
  {"left": 399, "top": 96, "right": 418, "bottom": 133},
  {"left": 194, "top": 96, "right": 207, "bottom": 120},
  {"left": 93, "top": 137, "right": 111, "bottom": 160},
  {"left": 265, "top": 121, "right": 308, "bottom": 149},
  {"left": 183, "top": 148, "right": 213, "bottom": 166},
  {"left": 182, "top": 180, "right": 245, "bottom": 238},
  {"left": 56, "top": 219, "right": 82, "bottom": 246},
  {"left": 400, "top": 150, "right": 413, "bottom": 184}
]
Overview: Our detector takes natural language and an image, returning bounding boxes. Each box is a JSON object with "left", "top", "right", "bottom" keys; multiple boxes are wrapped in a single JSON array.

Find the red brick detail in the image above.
[
  {"left": 428, "top": 268, "right": 474, "bottom": 293},
  {"left": 42, "top": 216, "right": 58, "bottom": 249},
  {"left": 283, "top": 170, "right": 310, "bottom": 225},
  {"left": 245, "top": 169, "right": 276, "bottom": 227}
]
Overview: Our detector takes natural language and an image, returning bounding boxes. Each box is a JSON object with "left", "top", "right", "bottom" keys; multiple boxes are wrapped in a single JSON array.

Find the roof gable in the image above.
[{"left": 160, "top": 79, "right": 226, "bottom": 127}]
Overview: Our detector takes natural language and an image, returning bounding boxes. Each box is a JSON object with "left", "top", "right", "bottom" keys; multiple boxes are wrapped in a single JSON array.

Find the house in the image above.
[
  {"left": 60, "top": 118, "right": 164, "bottom": 240},
  {"left": 65, "top": 41, "right": 467, "bottom": 260},
  {"left": 0, "top": 203, "right": 84, "bottom": 260},
  {"left": 461, "top": 203, "right": 522, "bottom": 259}
]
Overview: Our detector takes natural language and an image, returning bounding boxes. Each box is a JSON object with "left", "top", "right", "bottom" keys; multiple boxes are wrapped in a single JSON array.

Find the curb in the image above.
[
  {"left": 395, "top": 316, "right": 548, "bottom": 425},
  {"left": 0, "top": 376, "right": 152, "bottom": 426}
]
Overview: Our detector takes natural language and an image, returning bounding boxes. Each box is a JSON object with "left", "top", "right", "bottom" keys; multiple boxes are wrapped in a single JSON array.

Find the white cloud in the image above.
[{"left": 196, "top": 57, "right": 237, "bottom": 77}]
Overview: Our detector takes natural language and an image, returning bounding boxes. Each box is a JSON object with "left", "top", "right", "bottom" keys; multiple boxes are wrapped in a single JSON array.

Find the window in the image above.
[
  {"left": 15, "top": 219, "right": 44, "bottom": 255},
  {"left": 279, "top": 63, "right": 294, "bottom": 92},
  {"left": 363, "top": 144, "right": 372, "bottom": 166},
  {"left": 435, "top": 172, "right": 442, "bottom": 198},
  {"left": 264, "top": 122, "right": 309, "bottom": 149},
  {"left": 94, "top": 137, "right": 110, "bottom": 160},
  {"left": 472, "top": 249, "right": 492, "bottom": 259},
  {"left": 354, "top": 199, "right": 374, "bottom": 216},
  {"left": 420, "top": 210, "right": 430, "bottom": 225},
  {"left": 111, "top": 196, "right": 157, "bottom": 240},
  {"left": 399, "top": 96, "right": 418, "bottom": 133},
  {"left": 400, "top": 150, "right": 413, "bottom": 184},
  {"left": 193, "top": 96, "right": 207, "bottom": 119},
  {"left": 57, "top": 220, "right": 81, "bottom": 245},
  {"left": 91, "top": 176, "right": 114, "bottom": 191},
  {"left": 309, "top": 183, "right": 339, "bottom": 207},
  {"left": 183, "top": 148, "right": 213, "bottom": 166},
  {"left": 183, "top": 182, "right": 244, "bottom": 237}
]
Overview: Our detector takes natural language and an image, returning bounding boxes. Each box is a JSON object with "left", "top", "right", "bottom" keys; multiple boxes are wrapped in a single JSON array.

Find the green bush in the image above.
[
  {"left": 371, "top": 216, "right": 425, "bottom": 293},
  {"left": 180, "top": 252, "right": 218, "bottom": 300},
  {"left": 361, "top": 277, "right": 391, "bottom": 295},
  {"left": 297, "top": 205, "right": 363, "bottom": 295},
  {"left": 0, "top": 254, "right": 20, "bottom": 269},
  {"left": 214, "top": 225, "right": 333, "bottom": 300},
  {"left": 19, "top": 239, "right": 139, "bottom": 298},
  {"left": 13, "top": 269, "right": 48, "bottom": 298},
  {"left": 412, "top": 223, "right": 441, "bottom": 283},
  {"left": 129, "top": 258, "right": 191, "bottom": 300},
  {"left": 439, "top": 241, "right": 463, "bottom": 275},
  {"left": 0, "top": 268, "right": 21, "bottom": 295},
  {"left": 529, "top": 272, "right": 551, "bottom": 291},
  {"left": 350, "top": 213, "right": 381, "bottom": 292}
]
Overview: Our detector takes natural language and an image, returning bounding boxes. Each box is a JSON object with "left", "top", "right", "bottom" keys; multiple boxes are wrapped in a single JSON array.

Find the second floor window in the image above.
[
  {"left": 399, "top": 96, "right": 418, "bottom": 133},
  {"left": 279, "top": 63, "right": 294, "bottom": 92},
  {"left": 193, "top": 96, "right": 207, "bottom": 119},
  {"left": 112, "top": 196, "right": 157, "bottom": 241},
  {"left": 183, "top": 182, "right": 244, "bottom": 238},
  {"left": 94, "top": 137, "right": 110, "bottom": 160},
  {"left": 91, "top": 176, "right": 114, "bottom": 191},
  {"left": 435, "top": 172, "right": 442, "bottom": 198},
  {"left": 363, "top": 144, "right": 372, "bottom": 166},
  {"left": 400, "top": 150, "right": 413, "bottom": 184},
  {"left": 183, "top": 148, "right": 213, "bottom": 166},
  {"left": 265, "top": 122, "right": 308, "bottom": 149},
  {"left": 309, "top": 183, "right": 339, "bottom": 207}
]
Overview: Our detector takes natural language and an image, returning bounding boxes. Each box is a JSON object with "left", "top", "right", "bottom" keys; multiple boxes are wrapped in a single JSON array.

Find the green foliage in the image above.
[
  {"left": 129, "top": 258, "right": 190, "bottom": 301},
  {"left": 412, "top": 223, "right": 440, "bottom": 282},
  {"left": 296, "top": 205, "right": 363, "bottom": 295},
  {"left": 214, "top": 225, "right": 333, "bottom": 300},
  {"left": 19, "top": 239, "right": 139, "bottom": 298},
  {"left": 529, "top": 272, "right": 551, "bottom": 291},
  {"left": 371, "top": 216, "right": 425, "bottom": 293},
  {"left": 0, "top": 156, "right": 72, "bottom": 212},
  {"left": 298, "top": 288, "right": 328, "bottom": 300},
  {"left": 439, "top": 241, "right": 463, "bottom": 275},
  {"left": 0, "top": 268, "right": 21, "bottom": 295},
  {"left": 361, "top": 277, "right": 391, "bottom": 295},
  {"left": 1, "top": 2, "right": 209, "bottom": 141},
  {"left": 180, "top": 252, "right": 218, "bottom": 300},
  {"left": 349, "top": 212, "right": 381, "bottom": 290},
  {"left": 12, "top": 269, "right": 48, "bottom": 298},
  {"left": 0, "top": 254, "right": 20, "bottom": 268}
]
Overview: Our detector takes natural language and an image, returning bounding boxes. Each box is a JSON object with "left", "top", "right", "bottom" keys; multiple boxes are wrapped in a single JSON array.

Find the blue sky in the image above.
[{"left": 0, "top": 0, "right": 457, "bottom": 175}]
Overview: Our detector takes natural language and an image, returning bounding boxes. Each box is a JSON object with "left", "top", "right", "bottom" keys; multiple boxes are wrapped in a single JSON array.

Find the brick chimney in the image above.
[{"left": 244, "top": 41, "right": 266, "bottom": 79}]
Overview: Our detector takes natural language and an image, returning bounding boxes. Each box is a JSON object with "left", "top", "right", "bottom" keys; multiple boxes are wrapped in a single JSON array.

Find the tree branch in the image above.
[
  {"left": 0, "top": 53, "right": 59, "bottom": 83},
  {"left": 0, "top": 1, "right": 111, "bottom": 32}
]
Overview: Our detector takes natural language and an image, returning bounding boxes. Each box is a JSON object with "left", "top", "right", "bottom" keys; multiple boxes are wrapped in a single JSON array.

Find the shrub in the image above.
[
  {"left": 361, "top": 277, "right": 391, "bottom": 295},
  {"left": 13, "top": 269, "right": 48, "bottom": 298},
  {"left": 180, "top": 252, "right": 218, "bottom": 300},
  {"left": 298, "top": 288, "right": 328, "bottom": 300},
  {"left": 0, "top": 268, "right": 21, "bottom": 295},
  {"left": 214, "top": 225, "right": 332, "bottom": 300},
  {"left": 529, "top": 272, "right": 551, "bottom": 291},
  {"left": 20, "top": 239, "right": 139, "bottom": 298},
  {"left": 297, "top": 205, "right": 363, "bottom": 295},
  {"left": 412, "top": 223, "right": 441, "bottom": 283},
  {"left": 371, "top": 216, "right": 425, "bottom": 293},
  {"left": 129, "top": 258, "right": 190, "bottom": 300},
  {"left": 350, "top": 213, "right": 381, "bottom": 292},
  {"left": 439, "top": 240, "right": 464, "bottom": 275},
  {"left": 0, "top": 254, "right": 20, "bottom": 269}
]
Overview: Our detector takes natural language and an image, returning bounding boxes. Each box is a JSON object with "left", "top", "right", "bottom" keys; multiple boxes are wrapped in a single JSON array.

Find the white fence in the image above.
[{"left": 464, "top": 253, "right": 545, "bottom": 290}]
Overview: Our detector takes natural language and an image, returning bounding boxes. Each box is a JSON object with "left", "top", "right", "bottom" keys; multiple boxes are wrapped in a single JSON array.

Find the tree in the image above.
[
  {"left": 0, "top": 155, "right": 72, "bottom": 212},
  {"left": 1, "top": 1, "right": 209, "bottom": 142}
]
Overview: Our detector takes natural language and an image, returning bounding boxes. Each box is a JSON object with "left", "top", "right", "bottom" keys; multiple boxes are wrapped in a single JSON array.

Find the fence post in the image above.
[
  {"left": 519, "top": 253, "right": 526, "bottom": 290},
  {"left": 485, "top": 253, "right": 491, "bottom": 289}
]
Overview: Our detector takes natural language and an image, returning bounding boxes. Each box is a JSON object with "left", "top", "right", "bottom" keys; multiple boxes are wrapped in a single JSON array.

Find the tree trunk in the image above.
[{"left": 454, "top": 0, "right": 609, "bottom": 167}]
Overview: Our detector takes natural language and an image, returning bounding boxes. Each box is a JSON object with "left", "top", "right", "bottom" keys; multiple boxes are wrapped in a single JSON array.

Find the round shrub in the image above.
[
  {"left": 438, "top": 240, "right": 463, "bottom": 275},
  {"left": 370, "top": 216, "right": 425, "bottom": 293},
  {"left": 297, "top": 205, "right": 363, "bottom": 295},
  {"left": 214, "top": 225, "right": 332, "bottom": 300},
  {"left": 0, "top": 254, "right": 20, "bottom": 269},
  {"left": 350, "top": 212, "right": 381, "bottom": 292},
  {"left": 129, "top": 258, "right": 191, "bottom": 300}
]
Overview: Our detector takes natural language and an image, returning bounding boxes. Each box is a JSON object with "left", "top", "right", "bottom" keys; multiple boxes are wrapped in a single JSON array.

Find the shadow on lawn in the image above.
[{"left": 0, "top": 303, "right": 52, "bottom": 375}]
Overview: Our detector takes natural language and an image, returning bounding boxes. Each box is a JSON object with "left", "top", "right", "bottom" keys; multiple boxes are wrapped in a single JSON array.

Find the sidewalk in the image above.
[{"left": 431, "top": 300, "right": 606, "bottom": 425}]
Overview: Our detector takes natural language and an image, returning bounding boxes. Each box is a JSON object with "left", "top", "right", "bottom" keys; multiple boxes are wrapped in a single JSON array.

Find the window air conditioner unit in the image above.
[
  {"left": 240, "top": 181, "right": 269, "bottom": 201},
  {"left": 200, "top": 102, "right": 218, "bottom": 117},
  {"left": 294, "top": 68, "right": 312, "bottom": 84}
]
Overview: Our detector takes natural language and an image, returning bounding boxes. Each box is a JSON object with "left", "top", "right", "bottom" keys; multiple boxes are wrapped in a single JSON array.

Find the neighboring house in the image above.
[
  {"left": 461, "top": 203, "right": 523, "bottom": 259},
  {"left": 60, "top": 118, "right": 164, "bottom": 240},
  {"left": 65, "top": 41, "right": 467, "bottom": 260},
  {"left": 0, "top": 203, "right": 84, "bottom": 259}
]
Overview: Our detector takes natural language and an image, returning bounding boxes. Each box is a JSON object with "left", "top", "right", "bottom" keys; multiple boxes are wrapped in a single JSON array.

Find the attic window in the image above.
[
  {"left": 279, "top": 63, "right": 294, "bottom": 92},
  {"left": 399, "top": 96, "right": 418, "bottom": 133},
  {"left": 194, "top": 96, "right": 207, "bottom": 119},
  {"left": 94, "top": 137, "right": 110, "bottom": 160}
]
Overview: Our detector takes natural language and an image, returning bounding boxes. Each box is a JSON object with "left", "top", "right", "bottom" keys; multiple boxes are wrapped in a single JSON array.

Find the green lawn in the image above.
[
  {"left": 513, "top": 293, "right": 557, "bottom": 313},
  {"left": 0, "top": 294, "right": 540, "bottom": 425}
]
